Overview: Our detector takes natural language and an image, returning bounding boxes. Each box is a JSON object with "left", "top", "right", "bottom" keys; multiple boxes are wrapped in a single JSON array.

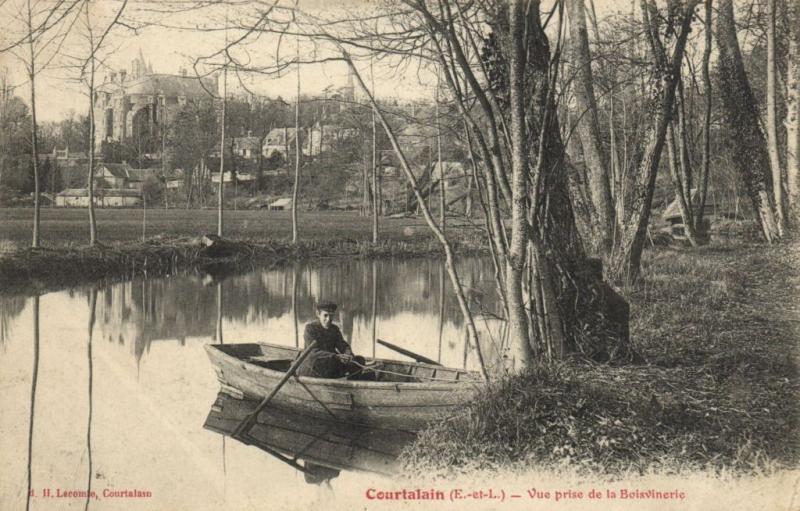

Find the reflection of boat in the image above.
[
  {"left": 204, "top": 343, "right": 482, "bottom": 430},
  {"left": 203, "top": 392, "right": 416, "bottom": 478}
]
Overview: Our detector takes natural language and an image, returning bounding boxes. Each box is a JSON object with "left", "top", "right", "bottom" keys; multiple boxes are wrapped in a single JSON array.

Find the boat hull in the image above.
[{"left": 205, "top": 343, "right": 482, "bottom": 431}]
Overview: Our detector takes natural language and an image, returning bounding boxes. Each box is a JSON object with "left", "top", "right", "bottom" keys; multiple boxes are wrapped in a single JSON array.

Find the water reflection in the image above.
[
  {"left": 85, "top": 288, "right": 97, "bottom": 511},
  {"left": 203, "top": 392, "right": 416, "bottom": 481},
  {"left": 26, "top": 296, "right": 39, "bottom": 511},
  {"left": 0, "top": 295, "right": 25, "bottom": 346},
  {"left": 83, "top": 257, "right": 501, "bottom": 370},
  {"left": 0, "top": 256, "right": 502, "bottom": 510}
]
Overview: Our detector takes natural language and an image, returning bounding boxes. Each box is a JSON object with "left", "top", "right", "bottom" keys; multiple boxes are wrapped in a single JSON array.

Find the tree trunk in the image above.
[
  {"left": 436, "top": 78, "right": 445, "bottom": 232},
  {"left": 292, "top": 42, "right": 300, "bottom": 244},
  {"left": 609, "top": 0, "right": 697, "bottom": 283},
  {"left": 372, "top": 104, "right": 378, "bottom": 243},
  {"left": 565, "top": 0, "right": 615, "bottom": 256},
  {"left": 716, "top": 0, "right": 781, "bottom": 242},
  {"left": 676, "top": 82, "right": 694, "bottom": 208},
  {"left": 217, "top": 66, "right": 227, "bottom": 237},
  {"left": 766, "top": 0, "right": 786, "bottom": 235},
  {"left": 695, "top": 0, "right": 713, "bottom": 232},
  {"left": 608, "top": 88, "right": 621, "bottom": 229},
  {"left": 27, "top": 4, "right": 40, "bottom": 249},
  {"left": 667, "top": 122, "right": 699, "bottom": 246},
  {"left": 505, "top": 0, "right": 535, "bottom": 369},
  {"left": 87, "top": 10, "right": 98, "bottom": 245},
  {"left": 362, "top": 132, "right": 369, "bottom": 216},
  {"left": 785, "top": 0, "right": 800, "bottom": 227},
  {"left": 526, "top": 1, "right": 631, "bottom": 363}
]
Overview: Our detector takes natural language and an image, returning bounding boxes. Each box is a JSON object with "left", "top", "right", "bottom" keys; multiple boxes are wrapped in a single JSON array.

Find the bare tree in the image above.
[
  {"left": 786, "top": 0, "right": 800, "bottom": 227},
  {"left": 341, "top": 50, "right": 488, "bottom": 378},
  {"left": 218, "top": 20, "right": 229, "bottom": 237},
  {"left": 608, "top": 0, "right": 699, "bottom": 283},
  {"left": 291, "top": 36, "right": 300, "bottom": 243},
  {"left": 695, "top": 0, "right": 713, "bottom": 232},
  {"left": 15, "top": 1, "right": 70, "bottom": 247},
  {"left": 766, "top": 0, "right": 786, "bottom": 235},
  {"left": 565, "top": 0, "right": 615, "bottom": 256},
  {"left": 716, "top": 0, "right": 781, "bottom": 242},
  {"left": 2, "top": 0, "right": 83, "bottom": 247},
  {"left": 68, "top": 0, "right": 128, "bottom": 246},
  {"left": 371, "top": 58, "right": 378, "bottom": 244}
]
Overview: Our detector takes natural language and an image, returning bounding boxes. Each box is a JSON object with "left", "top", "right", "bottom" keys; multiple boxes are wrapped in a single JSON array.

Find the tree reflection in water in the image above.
[
  {"left": 0, "top": 295, "right": 26, "bottom": 346},
  {"left": 292, "top": 264, "right": 299, "bottom": 348},
  {"left": 72, "top": 257, "right": 503, "bottom": 370},
  {"left": 26, "top": 296, "right": 40, "bottom": 511},
  {"left": 371, "top": 260, "right": 377, "bottom": 358},
  {"left": 85, "top": 289, "right": 97, "bottom": 511},
  {"left": 215, "top": 282, "right": 224, "bottom": 345}
]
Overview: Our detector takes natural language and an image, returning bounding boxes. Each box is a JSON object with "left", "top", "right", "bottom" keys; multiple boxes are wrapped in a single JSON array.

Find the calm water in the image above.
[{"left": 0, "top": 257, "right": 502, "bottom": 510}]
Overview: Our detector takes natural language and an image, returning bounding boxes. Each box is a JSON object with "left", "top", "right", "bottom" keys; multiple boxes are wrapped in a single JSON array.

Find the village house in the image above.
[
  {"left": 55, "top": 188, "right": 141, "bottom": 207},
  {"left": 94, "top": 163, "right": 131, "bottom": 188},
  {"left": 210, "top": 171, "right": 256, "bottom": 184},
  {"left": 210, "top": 133, "right": 263, "bottom": 161},
  {"left": 268, "top": 197, "right": 292, "bottom": 210},
  {"left": 92, "top": 163, "right": 162, "bottom": 191},
  {"left": 55, "top": 188, "right": 91, "bottom": 207},
  {"left": 262, "top": 127, "right": 305, "bottom": 160},
  {"left": 661, "top": 189, "right": 722, "bottom": 240}
]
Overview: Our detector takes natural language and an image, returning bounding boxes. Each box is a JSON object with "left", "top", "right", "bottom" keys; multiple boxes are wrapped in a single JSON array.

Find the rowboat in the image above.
[
  {"left": 204, "top": 392, "right": 417, "bottom": 477},
  {"left": 204, "top": 343, "right": 483, "bottom": 431}
]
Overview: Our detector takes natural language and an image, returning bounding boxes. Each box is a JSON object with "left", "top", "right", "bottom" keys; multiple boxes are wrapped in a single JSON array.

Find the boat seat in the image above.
[{"left": 247, "top": 357, "right": 293, "bottom": 372}]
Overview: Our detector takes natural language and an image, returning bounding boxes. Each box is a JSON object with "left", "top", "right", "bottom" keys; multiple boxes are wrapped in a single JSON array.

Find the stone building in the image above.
[{"left": 93, "top": 51, "right": 216, "bottom": 150}]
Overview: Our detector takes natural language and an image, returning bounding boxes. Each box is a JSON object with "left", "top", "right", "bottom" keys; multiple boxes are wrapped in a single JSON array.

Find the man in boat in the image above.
[{"left": 297, "top": 301, "right": 368, "bottom": 379}]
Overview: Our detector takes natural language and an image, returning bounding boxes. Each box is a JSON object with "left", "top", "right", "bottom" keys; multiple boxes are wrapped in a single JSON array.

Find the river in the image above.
[{"left": 0, "top": 256, "right": 503, "bottom": 510}]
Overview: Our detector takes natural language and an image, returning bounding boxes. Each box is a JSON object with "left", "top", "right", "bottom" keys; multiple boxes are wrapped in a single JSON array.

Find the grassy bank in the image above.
[
  {"left": 0, "top": 208, "right": 491, "bottom": 296},
  {"left": 402, "top": 242, "right": 799, "bottom": 476},
  {"left": 0, "top": 235, "right": 486, "bottom": 297}
]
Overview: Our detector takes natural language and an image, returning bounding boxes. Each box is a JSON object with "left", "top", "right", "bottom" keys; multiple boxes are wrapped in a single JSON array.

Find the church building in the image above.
[{"left": 93, "top": 51, "right": 217, "bottom": 150}]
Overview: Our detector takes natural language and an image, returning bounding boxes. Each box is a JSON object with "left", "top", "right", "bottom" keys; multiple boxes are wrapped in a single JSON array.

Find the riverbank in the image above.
[
  {"left": 401, "top": 242, "right": 799, "bottom": 476},
  {"left": 0, "top": 234, "right": 487, "bottom": 297},
  {"left": 0, "top": 208, "right": 491, "bottom": 296}
]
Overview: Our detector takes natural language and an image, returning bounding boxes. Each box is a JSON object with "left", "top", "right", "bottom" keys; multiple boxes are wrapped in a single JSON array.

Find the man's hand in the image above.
[{"left": 336, "top": 353, "right": 354, "bottom": 363}]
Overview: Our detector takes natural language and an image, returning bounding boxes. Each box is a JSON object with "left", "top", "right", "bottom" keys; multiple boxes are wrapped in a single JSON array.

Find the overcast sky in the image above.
[{"left": 0, "top": 0, "right": 635, "bottom": 122}]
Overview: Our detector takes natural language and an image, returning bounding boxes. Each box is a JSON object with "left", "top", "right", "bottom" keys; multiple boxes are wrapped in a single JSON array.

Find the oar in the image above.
[
  {"left": 376, "top": 339, "right": 441, "bottom": 366},
  {"left": 232, "top": 340, "right": 317, "bottom": 437}
]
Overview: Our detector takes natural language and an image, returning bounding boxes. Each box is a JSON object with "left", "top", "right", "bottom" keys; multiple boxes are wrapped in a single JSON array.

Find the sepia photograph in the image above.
[{"left": 0, "top": 0, "right": 798, "bottom": 509}]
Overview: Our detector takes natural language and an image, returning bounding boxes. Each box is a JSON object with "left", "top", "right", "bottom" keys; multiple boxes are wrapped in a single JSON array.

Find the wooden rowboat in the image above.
[{"left": 204, "top": 343, "right": 483, "bottom": 431}]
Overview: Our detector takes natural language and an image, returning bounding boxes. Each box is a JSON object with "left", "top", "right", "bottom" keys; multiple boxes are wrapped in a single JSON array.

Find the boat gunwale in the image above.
[{"left": 205, "top": 343, "right": 485, "bottom": 391}]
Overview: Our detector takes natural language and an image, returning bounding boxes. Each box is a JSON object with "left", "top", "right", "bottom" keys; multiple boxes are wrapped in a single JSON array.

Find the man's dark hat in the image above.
[{"left": 316, "top": 301, "right": 337, "bottom": 313}]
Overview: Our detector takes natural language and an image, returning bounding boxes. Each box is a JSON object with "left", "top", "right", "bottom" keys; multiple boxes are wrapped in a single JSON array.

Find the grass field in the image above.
[
  {"left": 403, "top": 242, "right": 800, "bottom": 476},
  {"left": 0, "top": 207, "right": 448, "bottom": 248}
]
